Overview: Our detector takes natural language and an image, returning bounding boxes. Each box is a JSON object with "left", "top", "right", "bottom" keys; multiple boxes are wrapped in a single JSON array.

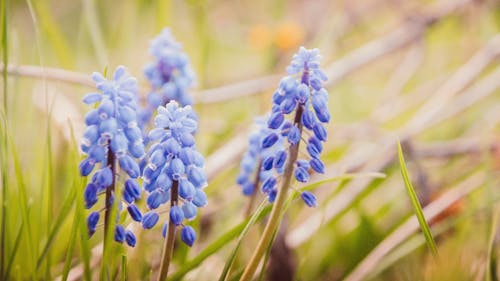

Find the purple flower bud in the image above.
[
  {"left": 281, "top": 121, "right": 292, "bottom": 136},
  {"left": 124, "top": 126, "right": 142, "bottom": 143},
  {"left": 125, "top": 230, "right": 136, "bottom": 247},
  {"left": 287, "top": 125, "right": 300, "bottom": 145},
  {"left": 168, "top": 158, "right": 185, "bottom": 180},
  {"left": 179, "top": 179, "right": 196, "bottom": 201},
  {"left": 110, "top": 133, "right": 128, "bottom": 156},
  {"left": 182, "top": 201, "right": 197, "bottom": 220},
  {"left": 262, "top": 133, "right": 279, "bottom": 149},
  {"left": 193, "top": 189, "right": 208, "bottom": 207},
  {"left": 98, "top": 99, "right": 114, "bottom": 120},
  {"left": 310, "top": 78, "right": 322, "bottom": 91},
  {"left": 262, "top": 176, "right": 277, "bottom": 194},
  {"left": 268, "top": 189, "right": 277, "bottom": 203},
  {"left": 82, "top": 92, "right": 102, "bottom": 104},
  {"left": 94, "top": 167, "right": 113, "bottom": 188},
  {"left": 79, "top": 158, "right": 95, "bottom": 177},
  {"left": 297, "top": 159, "right": 310, "bottom": 170},
  {"left": 164, "top": 138, "right": 181, "bottom": 155},
  {"left": 179, "top": 132, "right": 195, "bottom": 147},
  {"left": 87, "top": 212, "right": 99, "bottom": 236},
  {"left": 312, "top": 123, "right": 327, "bottom": 141},
  {"left": 117, "top": 105, "right": 136, "bottom": 125},
  {"left": 301, "top": 191, "right": 317, "bottom": 207},
  {"left": 127, "top": 204, "right": 142, "bottom": 222},
  {"left": 187, "top": 166, "right": 207, "bottom": 189},
  {"left": 124, "top": 179, "right": 141, "bottom": 200},
  {"left": 170, "top": 205, "right": 184, "bottom": 225},
  {"left": 280, "top": 98, "right": 297, "bottom": 114},
  {"left": 84, "top": 183, "right": 98, "bottom": 209},
  {"left": 301, "top": 109, "right": 316, "bottom": 130},
  {"left": 296, "top": 84, "right": 310, "bottom": 104},
  {"left": 114, "top": 225, "right": 126, "bottom": 242},
  {"left": 142, "top": 211, "right": 159, "bottom": 229},
  {"left": 295, "top": 166, "right": 310, "bottom": 182},
  {"left": 262, "top": 156, "right": 274, "bottom": 171},
  {"left": 85, "top": 109, "right": 100, "bottom": 126},
  {"left": 306, "top": 143, "right": 320, "bottom": 158},
  {"left": 119, "top": 155, "right": 140, "bottom": 178},
  {"left": 181, "top": 226, "right": 196, "bottom": 247},
  {"left": 312, "top": 94, "right": 330, "bottom": 123},
  {"left": 162, "top": 222, "right": 168, "bottom": 238},
  {"left": 310, "top": 158, "right": 325, "bottom": 173},
  {"left": 268, "top": 112, "right": 284, "bottom": 129},
  {"left": 274, "top": 150, "right": 287, "bottom": 169},
  {"left": 272, "top": 91, "right": 286, "bottom": 105}
]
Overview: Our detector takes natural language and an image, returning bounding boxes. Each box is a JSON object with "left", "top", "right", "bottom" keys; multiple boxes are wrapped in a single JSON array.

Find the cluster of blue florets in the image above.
[
  {"left": 141, "top": 101, "right": 207, "bottom": 246},
  {"left": 79, "top": 66, "right": 145, "bottom": 247},
  {"left": 237, "top": 118, "right": 284, "bottom": 201},
  {"left": 238, "top": 47, "right": 330, "bottom": 207},
  {"left": 139, "top": 28, "right": 196, "bottom": 128}
]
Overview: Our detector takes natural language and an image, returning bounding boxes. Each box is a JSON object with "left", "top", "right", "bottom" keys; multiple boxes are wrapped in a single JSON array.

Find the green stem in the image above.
[
  {"left": 239, "top": 106, "right": 304, "bottom": 281},
  {"left": 158, "top": 180, "right": 179, "bottom": 281}
]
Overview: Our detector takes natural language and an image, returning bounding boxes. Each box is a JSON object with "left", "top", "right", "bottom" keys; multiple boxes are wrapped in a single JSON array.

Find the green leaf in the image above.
[
  {"left": 61, "top": 182, "right": 83, "bottom": 281},
  {"left": 10, "top": 138, "right": 36, "bottom": 276},
  {"left": 218, "top": 199, "right": 268, "bottom": 281},
  {"left": 121, "top": 255, "right": 126, "bottom": 281},
  {"left": 169, "top": 172, "right": 383, "bottom": 281},
  {"left": 36, "top": 186, "right": 76, "bottom": 269},
  {"left": 168, "top": 204, "right": 273, "bottom": 281},
  {"left": 397, "top": 140, "right": 438, "bottom": 257},
  {"left": 4, "top": 216, "right": 25, "bottom": 279},
  {"left": 486, "top": 205, "right": 500, "bottom": 281}
]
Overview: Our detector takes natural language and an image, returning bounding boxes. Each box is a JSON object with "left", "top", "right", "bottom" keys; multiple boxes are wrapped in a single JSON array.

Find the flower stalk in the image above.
[
  {"left": 157, "top": 180, "right": 179, "bottom": 281},
  {"left": 239, "top": 106, "right": 303, "bottom": 281}
]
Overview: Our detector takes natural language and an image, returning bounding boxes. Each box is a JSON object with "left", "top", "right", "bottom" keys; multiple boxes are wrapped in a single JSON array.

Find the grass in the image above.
[
  {"left": 397, "top": 140, "right": 438, "bottom": 257},
  {"left": 1, "top": 0, "right": 500, "bottom": 280}
]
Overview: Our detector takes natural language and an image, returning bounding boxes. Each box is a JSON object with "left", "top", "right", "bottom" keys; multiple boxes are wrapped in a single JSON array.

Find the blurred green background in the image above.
[{"left": 2, "top": 0, "right": 500, "bottom": 280}]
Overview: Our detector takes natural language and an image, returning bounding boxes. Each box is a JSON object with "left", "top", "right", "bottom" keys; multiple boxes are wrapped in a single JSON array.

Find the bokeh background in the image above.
[{"left": 2, "top": 0, "right": 500, "bottom": 280}]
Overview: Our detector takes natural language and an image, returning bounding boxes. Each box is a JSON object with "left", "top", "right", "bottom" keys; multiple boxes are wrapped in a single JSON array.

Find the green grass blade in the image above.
[
  {"left": 168, "top": 204, "right": 274, "bottom": 281},
  {"left": 36, "top": 187, "right": 76, "bottom": 269},
  {"left": 61, "top": 196, "right": 81, "bottom": 281},
  {"left": 4, "top": 216, "right": 24, "bottom": 279},
  {"left": 0, "top": 0, "right": 8, "bottom": 277},
  {"left": 77, "top": 178, "right": 92, "bottom": 281},
  {"left": 218, "top": 199, "right": 268, "bottom": 281},
  {"left": 121, "top": 255, "right": 126, "bottom": 281},
  {"left": 67, "top": 121, "right": 92, "bottom": 281},
  {"left": 169, "top": 172, "right": 382, "bottom": 281},
  {"left": 10, "top": 138, "right": 36, "bottom": 276},
  {"left": 397, "top": 140, "right": 438, "bottom": 257},
  {"left": 486, "top": 205, "right": 500, "bottom": 281}
]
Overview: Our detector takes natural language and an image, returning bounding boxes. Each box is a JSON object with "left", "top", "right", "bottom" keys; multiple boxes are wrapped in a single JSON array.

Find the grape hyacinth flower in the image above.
[
  {"left": 237, "top": 117, "right": 285, "bottom": 214},
  {"left": 139, "top": 28, "right": 196, "bottom": 128},
  {"left": 143, "top": 101, "right": 207, "bottom": 280},
  {"left": 79, "top": 66, "right": 145, "bottom": 247},
  {"left": 240, "top": 47, "right": 330, "bottom": 281}
]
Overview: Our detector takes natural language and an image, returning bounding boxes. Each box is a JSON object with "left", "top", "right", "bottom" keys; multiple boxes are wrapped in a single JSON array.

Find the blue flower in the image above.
[
  {"left": 142, "top": 101, "right": 207, "bottom": 246},
  {"left": 243, "top": 47, "right": 330, "bottom": 207},
  {"left": 180, "top": 225, "right": 196, "bottom": 247},
  {"left": 79, "top": 66, "right": 145, "bottom": 245},
  {"left": 139, "top": 28, "right": 196, "bottom": 130},
  {"left": 236, "top": 117, "right": 285, "bottom": 201}
]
